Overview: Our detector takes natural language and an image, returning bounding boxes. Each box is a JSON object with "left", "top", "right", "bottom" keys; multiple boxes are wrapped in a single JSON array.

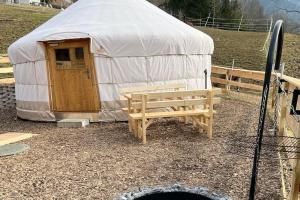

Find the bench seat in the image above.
[{"left": 128, "top": 109, "right": 212, "bottom": 120}]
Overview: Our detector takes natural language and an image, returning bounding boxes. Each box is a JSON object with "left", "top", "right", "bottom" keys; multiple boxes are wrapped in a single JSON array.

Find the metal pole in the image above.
[
  {"left": 248, "top": 20, "right": 284, "bottom": 200},
  {"left": 204, "top": 69, "right": 208, "bottom": 89}
]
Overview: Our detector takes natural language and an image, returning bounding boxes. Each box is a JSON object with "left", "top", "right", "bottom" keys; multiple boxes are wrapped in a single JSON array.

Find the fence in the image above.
[
  {"left": 0, "top": 0, "right": 30, "bottom": 4},
  {"left": 184, "top": 16, "right": 273, "bottom": 32},
  {"left": 0, "top": 0, "right": 55, "bottom": 7},
  {"left": 211, "top": 65, "right": 300, "bottom": 200}
]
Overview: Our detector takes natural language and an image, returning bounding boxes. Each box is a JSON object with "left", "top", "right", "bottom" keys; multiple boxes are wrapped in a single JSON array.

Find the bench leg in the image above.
[
  {"left": 128, "top": 118, "right": 133, "bottom": 132},
  {"left": 137, "top": 120, "right": 142, "bottom": 139},
  {"left": 184, "top": 107, "right": 189, "bottom": 124},
  {"left": 208, "top": 117, "right": 213, "bottom": 139},
  {"left": 142, "top": 118, "right": 147, "bottom": 144},
  {"left": 132, "top": 119, "right": 138, "bottom": 137},
  {"left": 197, "top": 116, "right": 203, "bottom": 133},
  {"left": 198, "top": 116, "right": 203, "bottom": 133}
]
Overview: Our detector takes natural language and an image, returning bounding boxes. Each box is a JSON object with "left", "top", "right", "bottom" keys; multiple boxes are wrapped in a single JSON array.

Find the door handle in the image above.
[{"left": 85, "top": 69, "right": 91, "bottom": 79}]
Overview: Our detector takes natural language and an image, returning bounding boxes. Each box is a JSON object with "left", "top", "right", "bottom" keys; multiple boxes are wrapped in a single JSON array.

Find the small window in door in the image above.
[
  {"left": 55, "top": 49, "right": 70, "bottom": 61},
  {"left": 55, "top": 49, "right": 72, "bottom": 69},
  {"left": 75, "top": 48, "right": 84, "bottom": 60},
  {"left": 71, "top": 47, "right": 85, "bottom": 68}
]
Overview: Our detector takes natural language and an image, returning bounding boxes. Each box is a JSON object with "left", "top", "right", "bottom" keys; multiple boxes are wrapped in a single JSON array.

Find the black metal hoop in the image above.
[{"left": 248, "top": 20, "right": 284, "bottom": 200}]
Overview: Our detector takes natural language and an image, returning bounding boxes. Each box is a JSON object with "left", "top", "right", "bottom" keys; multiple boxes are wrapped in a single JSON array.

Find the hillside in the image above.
[
  {"left": 201, "top": 27, "right": 300, "bottom": 78},
  {"left": 0, "top": 4, "right": 59, "bottom": 54},
  {"left": 0, "top": 4, "right": 299, "bottom": 78}
]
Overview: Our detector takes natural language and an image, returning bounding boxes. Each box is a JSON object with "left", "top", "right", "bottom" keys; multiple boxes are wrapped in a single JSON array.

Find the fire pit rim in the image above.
[{"left": 115, "top": 184, "right": 231, "bottom": 200}]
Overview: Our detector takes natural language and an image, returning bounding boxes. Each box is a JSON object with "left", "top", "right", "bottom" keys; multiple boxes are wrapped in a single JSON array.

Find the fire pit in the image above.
[{"left": 116, "top": 184, "right": 230, "bottom": 200}]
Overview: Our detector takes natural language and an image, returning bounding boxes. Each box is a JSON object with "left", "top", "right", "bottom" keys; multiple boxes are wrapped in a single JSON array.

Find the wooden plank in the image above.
[
  {"left": 211, "top": 66, "right": 228, "bottom": 75},
  {"left": 278, "top": 151, "right": 288, "bottom": 200},
  {"left": 129, "top": 109, "right": 211, "bottom": 120},
  {"left": 279, "top": 82, "right": 289, "bottom": 136},
  {"left": 282, "top": 75, "right": 300, "bottom": 89},
  {"left": 131, "top": 98, "right": 221, "bottom": 109},
  {"left": 132, "top": 90, "right": 209, "bottom": 100},
  {"left": 212, "top": 65, "right": 265, "bottom": 81},
  {"left": 208, "top": 90, "right": 213, "bottom": 139},
  {"left": 119, "top": 83, "right": 186, "bottom": 94},
  {"left": 142, "top": 95, "right": 147, "bottom": 144},
  {"left": 286, "top": 115, "right": 299, "bottom": 136},
  {"left": 0, "top": 132, "right": 36, "bottom": 146},
  {"left": 212, "top": 88, "right": 223, "bottom": 95},
  {"left": 0, "top": 55, "right": 10, "bottom": 64},
  {"left": 0, "top": 67, "right": 13, "bottom": 74},
  {"left": 131, "top": 88, "right": 222, "bottom": 100},
  {"left": 228, "top": 69, "right": 265, "bottom": 81},
  {"left": 0, "top": 78, "right": 15, "bottom": 84},
  {"left": 211, "top": 77, "right": 263, "bottom": 91},
  {"left": 291, "top": 125, "right": 300, "bottom": 200}
]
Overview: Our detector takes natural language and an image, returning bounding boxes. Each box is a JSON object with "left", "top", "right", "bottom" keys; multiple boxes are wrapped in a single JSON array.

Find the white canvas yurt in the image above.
[{"left": 8, "top": 0, "right": 214, "bottom": 122}]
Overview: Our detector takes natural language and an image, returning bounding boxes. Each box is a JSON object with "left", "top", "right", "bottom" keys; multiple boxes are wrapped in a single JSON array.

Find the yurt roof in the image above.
[{"left": 8, "top": 0, "right": 214, "bottom": 64}]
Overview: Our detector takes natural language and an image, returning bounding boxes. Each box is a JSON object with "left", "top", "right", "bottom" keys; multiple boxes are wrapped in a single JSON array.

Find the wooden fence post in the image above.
[
  {"left": 208, "top": 90, "right": 214, "bottom": 139},
  {"left": 279, "top": 82, "right": 289, "bottom": 136},
  {"left": 271, "top": 80, "right": 277, "bottom": 110},
  {"left": 290, "top": 123, "right": 300, "bottom": 200},
  {"left": 225, "top": 70, "right": 230, "bottom": 91}
]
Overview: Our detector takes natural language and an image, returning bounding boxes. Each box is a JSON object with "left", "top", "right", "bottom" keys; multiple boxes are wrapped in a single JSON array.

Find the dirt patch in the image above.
[{"left": 0, "top": 99, "right": 282, "bottom": 199}]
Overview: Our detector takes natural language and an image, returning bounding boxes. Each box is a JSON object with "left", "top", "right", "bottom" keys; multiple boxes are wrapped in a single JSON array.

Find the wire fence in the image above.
[
  {"left": 181, "top": 15, "right": 273, "bottom": 33},
  {"left": 0, "top": 0, "right": 30, "bottom": 4},
  {"left": 0, "top": 0, "right": 13, "bottom": 3},
  {"left": 0, "top": 0, "right": 55, "bottom": 7}
]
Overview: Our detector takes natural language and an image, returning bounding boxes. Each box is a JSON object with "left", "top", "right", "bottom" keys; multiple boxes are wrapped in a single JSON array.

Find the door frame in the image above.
[{"left": 44, "top": 38, "right": 101, "bottom": 113}]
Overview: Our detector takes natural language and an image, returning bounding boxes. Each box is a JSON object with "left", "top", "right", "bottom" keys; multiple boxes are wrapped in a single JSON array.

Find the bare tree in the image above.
[
  {"left": 269, "top": 0, "right": 300, "bottom": 33},
  {"left": 270, "top": 0, "right": 300, "bottom": 14}
]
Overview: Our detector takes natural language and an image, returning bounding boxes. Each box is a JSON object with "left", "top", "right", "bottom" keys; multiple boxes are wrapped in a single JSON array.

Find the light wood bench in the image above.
[{"left": 121, "top": 86, "right": 221, "bottom": 144}]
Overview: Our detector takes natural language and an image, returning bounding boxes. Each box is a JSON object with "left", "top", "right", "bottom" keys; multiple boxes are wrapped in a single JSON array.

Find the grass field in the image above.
[
  {"left": 0, "top": 4, "right": 58, "bottom": 54},
  {"left": 201, "top": 27, "right": 300, "bottom": 78},
  {"left": 0, "top": 4, "right": 299, "bottom": 78}
]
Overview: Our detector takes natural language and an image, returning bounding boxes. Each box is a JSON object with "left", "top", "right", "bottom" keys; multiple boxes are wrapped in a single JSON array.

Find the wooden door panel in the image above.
[{"left": 47, "top": 39, "right": 100, "bottom": 112}]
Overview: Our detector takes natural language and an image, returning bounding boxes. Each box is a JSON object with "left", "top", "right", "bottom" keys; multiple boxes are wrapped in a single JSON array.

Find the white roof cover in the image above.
[{"left": 8, "top": 0, "right": 214, "bottom": 64}]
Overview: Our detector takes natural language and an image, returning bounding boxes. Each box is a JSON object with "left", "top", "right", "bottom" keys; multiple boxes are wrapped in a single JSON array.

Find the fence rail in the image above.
[{"left": 183, "top": 16, "right": 272, "bottom": 32}]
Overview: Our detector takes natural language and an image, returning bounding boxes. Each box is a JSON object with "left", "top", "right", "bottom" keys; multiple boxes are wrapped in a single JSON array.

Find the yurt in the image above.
[{"left": 8, "top": 0, "right": 214, "bottom": 122}]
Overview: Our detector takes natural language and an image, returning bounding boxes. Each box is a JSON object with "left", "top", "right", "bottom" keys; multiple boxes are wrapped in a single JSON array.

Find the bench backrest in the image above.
[
  {"left": 119, "top": 83, "right": 186, "bottom": 95},
  {"left": 130, "top": 88, "right": 222, "bottom": 110}
]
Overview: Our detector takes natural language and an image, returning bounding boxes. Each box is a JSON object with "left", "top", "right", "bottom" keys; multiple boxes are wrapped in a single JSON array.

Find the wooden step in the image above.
[{"left": 57, "top": 119, "right": 90, "bottom": 128}]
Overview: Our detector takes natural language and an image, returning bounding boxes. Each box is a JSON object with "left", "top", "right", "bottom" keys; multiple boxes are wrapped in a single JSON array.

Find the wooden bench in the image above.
[{"left": 121, "top": 86, "right": 221, "bottom": 144}]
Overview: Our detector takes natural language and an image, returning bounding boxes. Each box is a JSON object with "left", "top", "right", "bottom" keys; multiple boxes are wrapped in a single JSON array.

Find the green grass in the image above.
[
  {"left": 0, "top": 4, "right": 59, "bottom": 54},
  {"left": 201, "top": 27, "right": 300, "bottom": 78}
]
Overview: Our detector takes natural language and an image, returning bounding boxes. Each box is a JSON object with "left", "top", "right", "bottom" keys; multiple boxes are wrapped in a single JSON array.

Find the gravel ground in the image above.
[{"left": 0, "top": 99, "right": 282, "bottom": 200}]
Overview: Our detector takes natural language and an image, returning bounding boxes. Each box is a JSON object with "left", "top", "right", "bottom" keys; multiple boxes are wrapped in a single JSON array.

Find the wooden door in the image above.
[{"left": 46, "top": 39, "right": 100, "bottom": 112}]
